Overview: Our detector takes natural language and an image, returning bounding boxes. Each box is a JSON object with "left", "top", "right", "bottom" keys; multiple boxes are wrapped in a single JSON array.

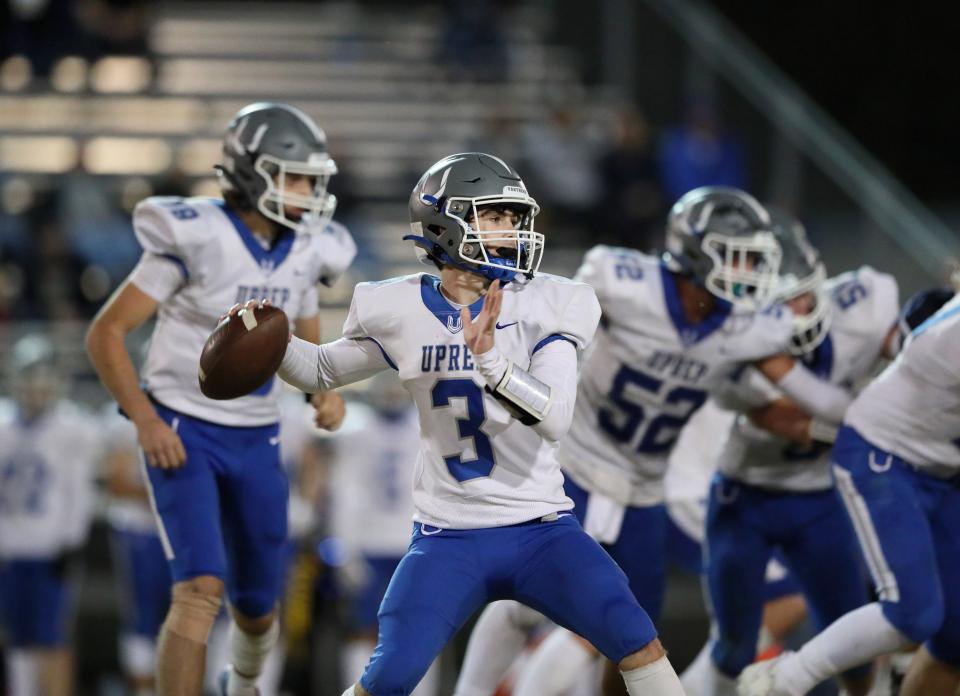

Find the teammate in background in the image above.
[
  {"left": 455, "top": 188, "right": 858, "bottom": 696},
  {"left": 253, "top": 151, "right": 690, "bottom": 696},
  {"left": 740, "top": 288, "right": 960, "bottom": 696},
  {"left": 85, "top": 102, "right": 356, "bottom": 696},
  {"left": 696, "top": 216, "right": 901, "bottom": 696},
  {"left": 0, "top": 336, "right": 100, "bottom": 696},
  {"left": 102, "top": 406, "right": 173, "bottom": 696},
  {"left": 328, "top": 372, "right": 439, "bottom": 696},
  {"left": 668, "top": 401, "right": 809, "bottom": 694}
]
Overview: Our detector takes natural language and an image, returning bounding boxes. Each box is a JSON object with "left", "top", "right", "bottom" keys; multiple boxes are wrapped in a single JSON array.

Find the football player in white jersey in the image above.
[
  {"left": 455, "top": 188, "right": 861, "bottom": 696},
  {"left": 86, "top": 102, "right": 357, "bottom": 696},
  {"left": 696, "top": 215, "right": 901, "bottom": 696},
  {"left": 0, "top": 336, "right": 99, "bottom": 696},
  {"left": 259, "top": 152, "right": 688, "bottom": 696},
  {"left": 329, "top": 372, "right": 438, "bottom": 696},
  {"left": 739, "top": 290, "right": 960, "bottom": 696}
]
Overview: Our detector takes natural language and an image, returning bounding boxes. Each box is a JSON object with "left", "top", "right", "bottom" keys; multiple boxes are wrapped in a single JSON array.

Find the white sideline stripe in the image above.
[
  {"left": 240, "top": 309, "right": 258, "bottom": 331},
  {"left": 833, "top": 465, "right": 900, "bottom": 602},
  {"left": 139, "top": 446, "right": 176, "bottom": 561}
]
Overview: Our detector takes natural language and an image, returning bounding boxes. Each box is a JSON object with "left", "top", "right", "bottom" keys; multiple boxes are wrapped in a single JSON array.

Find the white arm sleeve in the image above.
[
  {"left": 776, "top": 363, "right": 853, "bottom": 423},
  {"left": 474, "top": 339, "right": 579, "bottom": 442},
  {"left": 128, "top": 252, "right": 187, "bottom": 302},
  {"left": 278, "top": 335, "right": 390, "bottom": 392}
]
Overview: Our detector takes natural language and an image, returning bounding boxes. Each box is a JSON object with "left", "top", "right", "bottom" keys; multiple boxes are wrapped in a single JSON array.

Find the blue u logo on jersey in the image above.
[
  {"left": 421, "top": 344, "right": 476, "bottom": 373},
  {"left": 446, "top": 314, "right": 463, "bottom": 334}
]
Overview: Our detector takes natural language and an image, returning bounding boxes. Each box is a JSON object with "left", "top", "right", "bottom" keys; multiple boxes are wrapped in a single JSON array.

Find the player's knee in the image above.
[
  {"left": 163, "top": 581, "right": 223, "bottom": 644},
  {"left": 360, "top": 640, "right": 434, "bottom": 696},
  {"left": 618, "top": 637, "right": 665, "bottom": 671},
  {"left": 180, "top": 574, "right": 225, "bottom": 599},
  {"left": 232, "top": 606, "right": 277, "bottom": 635},
  {"left": 230, "top": 586, "right": 279, "bottom": 620},
  {"left": 710, "top": 637, "right": 757, "bottom": 678},
  {"left": 883, "top": 593, "right": 945, "bottom": 644}
]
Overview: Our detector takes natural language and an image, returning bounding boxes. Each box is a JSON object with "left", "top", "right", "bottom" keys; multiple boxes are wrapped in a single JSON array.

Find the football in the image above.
[{"left": 198, "top": 304, "right": 290, "bottom": 400}]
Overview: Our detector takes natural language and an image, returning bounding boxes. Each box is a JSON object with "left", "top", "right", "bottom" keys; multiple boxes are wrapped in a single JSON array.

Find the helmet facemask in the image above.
[
  {"left": 253, "top": 152, "right": 338, "bottom": 231},
  {"left": 443, "top": 194, "right": 543, "bottom": 280},
  {"left": 701, "top": 230, "right": 782, "bottom": 308},
  {"left": 779, "top": 261, "right": 832, "bottom": 355}
]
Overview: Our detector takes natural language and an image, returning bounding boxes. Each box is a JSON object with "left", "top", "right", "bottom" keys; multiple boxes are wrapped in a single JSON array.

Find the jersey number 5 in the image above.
[
  {"left": 432, "top": 379, "right": 496, "bottom": 482},
  {"left": 599, "top": 365, "right": 707, "bottom": 454}
]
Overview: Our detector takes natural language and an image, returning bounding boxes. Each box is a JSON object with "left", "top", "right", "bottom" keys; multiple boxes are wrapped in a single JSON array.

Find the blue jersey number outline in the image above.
[
  {"left": 0, "top": 451, "right": 49, "bottom": 515},
  {"left": 833, "top": 278, "right": 868, "bottom": 310},
  {"left": 598, "top": 364, "right": 707, "bottom": 454},
  {"left": 432, "top": 379, "right": 497, "bottom": 482}
]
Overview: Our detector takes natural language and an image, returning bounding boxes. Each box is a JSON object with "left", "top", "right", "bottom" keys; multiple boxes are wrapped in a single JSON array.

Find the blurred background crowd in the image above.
[{"left": 1, "top": 0, "right": 958, "bottom": 694}]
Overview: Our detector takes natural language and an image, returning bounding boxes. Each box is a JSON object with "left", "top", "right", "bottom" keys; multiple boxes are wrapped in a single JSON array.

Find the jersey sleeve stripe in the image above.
[
  {"left": 360, "top": 337, "right": 398, "bottom": 370},
  {"left": 532, "top": 334, "right": 577, "bottom": 355},
  {"left": 159, "top": 253, "right": 189, "bottom": 280}
]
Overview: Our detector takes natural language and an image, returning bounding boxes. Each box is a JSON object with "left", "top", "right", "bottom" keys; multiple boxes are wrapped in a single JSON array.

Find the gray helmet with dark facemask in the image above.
[
  {"left": 215, "top": 102, "right": 337, "bottom": 230},
  {"left": 405, "top": 153, "right": 542, "bottom": 283},
  {"left": 769, "top": 208, "right": 831, "bottom": 355},
  {"left": 663, "top": 186, "right": 781, "bottom": 309}
]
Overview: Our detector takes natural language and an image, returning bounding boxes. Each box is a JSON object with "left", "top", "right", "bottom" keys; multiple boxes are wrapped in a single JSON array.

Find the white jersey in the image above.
[
  {"left": 719, "top": 267, "right": 899, "bottom": 491},
  {"left": 330, "top": 402, "right": 421, "bottom": 556},
  {"left": 0, "top": 400, "right": 100, "bottom": 558},
  {"left": 846, "top": 291, "right": 960, "bottom": 476},
  {"left": 560, "top": 246, "right": 794, "bottom": 506},
  {"left": 101, "top": 405, "right": 157, "bottom": 534},
  {"left": 131, "top": 196, "right": 356, "bottom": 426},
  {"left": 323, "top": 272, "right": 600, "bottom": 529}
]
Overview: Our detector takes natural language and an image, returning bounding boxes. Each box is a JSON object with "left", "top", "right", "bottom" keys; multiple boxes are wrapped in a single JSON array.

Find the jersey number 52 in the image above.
[{"left": 599, "top": 365, "right": 707, "bottom": 454}]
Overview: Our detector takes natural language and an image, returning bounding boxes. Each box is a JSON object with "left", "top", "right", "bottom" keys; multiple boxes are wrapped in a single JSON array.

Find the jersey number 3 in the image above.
[{"left": 433, "top": 379, "right": 496, "bottom": 482}]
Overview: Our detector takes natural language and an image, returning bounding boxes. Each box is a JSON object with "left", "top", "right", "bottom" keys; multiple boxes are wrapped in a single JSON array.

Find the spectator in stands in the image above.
[
  {"left": 520, "top": 103, "right": 605, "bottom": 244},
  {"left": 596, "top": 107, "right": 666, "bottom": 250},
  {"left": 658, "top": 97, "right": 747, "bottom": 202}
]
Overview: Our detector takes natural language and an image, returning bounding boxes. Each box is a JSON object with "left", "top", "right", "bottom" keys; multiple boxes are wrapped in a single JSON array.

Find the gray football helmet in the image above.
[
  {"left": 406, "top": 153, "right": 542, "bottom": 282},
  {"left": 663, "top": 186, "right": 781, "bottom": 308},
  {"left": 769, "top": 208, "right": 831, "bottom": 355},
  {"left": 8, "top": 334, "right": 61, "bottom": 419},
  {"left": 216, "top": 102, "right": 337, "bottom": 230}
]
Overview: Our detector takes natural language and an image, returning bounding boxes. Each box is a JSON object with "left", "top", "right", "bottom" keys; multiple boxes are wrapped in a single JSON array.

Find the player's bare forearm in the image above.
[
  {"left": 86, "top": 287, "right": 158, "bottom": 426},
  {"left": 756, "top": 353, "right": 851, "bottom": 422},
  {"left": 748, "top": 398, "right": 812, "bottom": 446}
]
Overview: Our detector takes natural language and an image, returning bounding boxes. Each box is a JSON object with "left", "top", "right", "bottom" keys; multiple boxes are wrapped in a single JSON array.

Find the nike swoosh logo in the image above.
[{"left": 496, "top": 321, "right": 518, "bottom": 330}]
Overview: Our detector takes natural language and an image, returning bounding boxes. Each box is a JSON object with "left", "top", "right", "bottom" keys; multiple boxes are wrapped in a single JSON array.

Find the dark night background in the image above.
[{"left": 711, "top": 2, "right": 960, "bottom": 204}]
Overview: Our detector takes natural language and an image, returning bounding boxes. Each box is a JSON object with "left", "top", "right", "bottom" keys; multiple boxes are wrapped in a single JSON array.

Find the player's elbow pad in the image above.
[{"left": 486, "top": 363, "right": 553, "bottom": 426}]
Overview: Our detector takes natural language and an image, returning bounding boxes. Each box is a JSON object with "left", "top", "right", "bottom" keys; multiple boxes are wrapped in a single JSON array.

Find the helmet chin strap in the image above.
[{"left": 402, "top": 234, "right": 519, "bottom": 283}]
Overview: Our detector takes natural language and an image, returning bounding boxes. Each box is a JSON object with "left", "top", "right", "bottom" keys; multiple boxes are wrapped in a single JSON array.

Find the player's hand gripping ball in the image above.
[{"left": 199, "top": 300, "right": 289, "bottom": 400}]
